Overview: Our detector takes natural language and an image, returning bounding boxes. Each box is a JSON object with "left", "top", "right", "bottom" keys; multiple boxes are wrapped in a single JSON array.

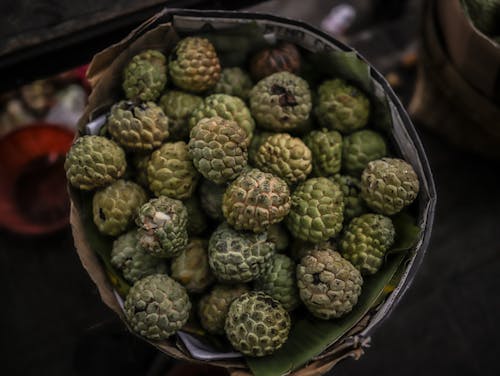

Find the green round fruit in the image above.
[
  {"left": 343, "top": 130, "right": 387, "bottom": 175},
  {"left": 303, "top": 129, "right": 343, "bottom": 176},
  {"left": 330, "top": 174, "right": 366, "bottom": 220},
  {"left": 123, "top": 50, "right": 167, "bottom": 101},
  {"left": 158, "top": 90, "right": 203, "bottom": 141},
  {"left": 213, "top": 67, "right": 253, "bottom": 100}
]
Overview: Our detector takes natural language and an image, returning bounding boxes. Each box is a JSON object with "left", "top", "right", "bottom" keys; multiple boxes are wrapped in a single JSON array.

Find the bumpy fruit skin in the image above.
[
  {"left": 107, "top": 101, "right": 169, "bottom": 151},
  {"left": 343, "top": 130, "right": 387, "bottom": 175},
  {"left": 92, "top": 180, "right": 147, "bottom": 236},
  {"left": 188, "top": 117, "right": 248, "bottom": 184},
  {"left": 135, "top": 196, "right": 188, "bottom": 258},
  {"left": 171, "top": 238, "right": 214, "bottom": 293},
  {"left": 340, "top": 214, "right": 395, "bottom": 275},
  {"left": 199, "top": 179, "right": 225, "bottom": 220},
  {"left": 158, "top": 91, "right": 203, "bottom": 141},
  {"left": 248, "top": 131, "right": 273, "bottom": 165},
  {"left": 255, "top": 133, "right": 312, "bottom": 186},
  {"left": 297, "top": 248, "right": 363, "bottom": 319},
  {"left": 225, "top": 292, "right": 291, "bottom": 357},
  {"left": 169, "top": 37, "right": 221, "bottom": 93},
  {"left": 304, "top": 129, "right": 343, "bottom": 176},
  {"left": 65, "top": 135, "right": 126, "bottom": 190},
  {"left": 183, "top": 196, "right": 208, "bottom": 235},
  {"left": 188, "top": 94, "right": 255, "bottom": 142},
  {"left": 286, "top": 178, "right": 344, "bottom": 243},
  {"left": 254, "top": 254, "right": 300, "bottom": 311},
  {"left": 124, "top": 275, "right": 191, "bottom": 340},
  {"left": 110, "top": 229, "right": 167, "bottom": 283},
  {"left": 330, "top": 174, "right": 366, "bottom": 220},
  {"left": 123, "top": 50, "right": 167, "bottom": 101},
  {"left": 147, "top": 142, "right": 199, "bottom": 200},
  {"left": 250, "top": 42, "right": 301, "bottom": 81},
  {"left": 267, "top": 224, "right": 289, "bottom": 252},
  {"left": 361, "top": 158, "right": 419, "bottom": 215},
  {"left": 222, "top": 169, "right": 291, "bottom": 233},
  {"left": 249, "top": 72, "right": 312, "bottom": 131},
  {"left": 198, "top": 284, "right": 249, "bottom": 335},
  {"left": 315, "top": 79, "right": 370, "bottom": 133},
  {"left": 213, "top": 67, "right": 253, "bottom": 100},
  {"left": 208, "top": 223, "right": 275, "bottom": 283}
]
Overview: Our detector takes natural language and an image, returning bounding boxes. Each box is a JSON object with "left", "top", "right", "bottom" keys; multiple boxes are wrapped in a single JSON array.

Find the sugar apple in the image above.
[
  {"left": 249, "top": 72, "right": 312, "bottom": 131},
  {"left": 171, "top": 238, "right": 214, "bottom": 293},
  {"left": 147, "top": 141, "right": 199, "bottom": 200},
  {"left": 361, "top": 158, "right": 419, "bottom": 215},
  {"left": 158, "top": 90, "right": 203, "bottom": 141},
  {"left": 343, "top": 130, "right": 387, "bottom": 175},
  {"left": 267, "top": 224, "right": 290, "bottom": 252},
  {"left": 65, "top": 135, "right": 126, "bottom": 190},
  {"left": 124, "top": 274, "right": 191, "bottom": 340},
  {"left": 222, "top": 168, "right": 291, "bottom": 233},
  {"left": 254, "top": 133, "right": 312, "bottom": 186},
  {"left": 250, "top": 42, "right": 301, "bottom": 81},
  {"left": 188, "top": 94, "right": 255, "bottom": 142},
  {"left": 286, "top": 177, "right": 344, "bottom": 243},
  {"left": 330, "top": 174, "right": 366, "bottom": 220},
  {"left": 183, "top": 196, "right": 208, "bottom": 235},
  {"left": 135, "top": 196, "right": 188, "bottom": 258},
  {"left": 92, "top": 180, "right": 147, "bottom": 236},
  {"left": 315, "top": 79, "right": 370, "bottom": 133},
  {"left": 225, "top": 291, "right": 291, "bottom": 357},
  {"left": 208, "top": 223, "right": 275, "bottom": 283},
  {"left": 199, "top": 179, "right": 226, "bottom": 220},
  {"left": 198, "top": 284, "right": 249, "bottom": 335},
  {"left": 188, "top": 116, "right": 248, "bottom": 184},
  {"left": 254, "top": 254, "right": 300, "bottom": 311},
  {"left": 213, "top": 67, "right": 253, "bottom": 100},
  {"left": 169, "top": 37, "right": 221, "bottom": 93},
  {"left": 110, "top": 229, "right": 167, "bottom": 283},
  {"left": 340, "top": 214, "right": 395, "bottom": 275},
  {"left": 297, "top": 247, "right": 363, "bottom": 319},
  {"left": 107, "top": 100, "right": 168, "bottom": 151},
  {"left": 248, "top": 131, "right": 273, "bottom": 165},
  {"left": 303, "top": 129, "right": 343, "bottom": 176},
  {"left": 122, "top": 50, "right": 167, "bottom": 101}
]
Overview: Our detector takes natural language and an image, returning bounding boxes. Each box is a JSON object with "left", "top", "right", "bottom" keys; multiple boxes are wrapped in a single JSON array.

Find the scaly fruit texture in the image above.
[
  {"left": 222, "top": 168, "right": 291, "bottom": 233},
  {"left": 340, "top": 214, "right": 395, "bottom": 275},
  {"left": 124, "top": 274, "right": 191, "bottom": 340},
  {"left": 297, "top": 247, "right": 363, "bottom": 319},
  {"left": 286, "top": 178, "right": 344, "bottom": 243},
  {"left": 361, "top": 158, "right": 419, "bottom": 215},
  {"left": 188, "top": 94, "right": 255, "bottom": 142},
  {"left": 315, "top": 79, "right": 370, "bottom": 133},
  {"left": 208, "top": 223, "right": 275, "bottom": 283},
  {"left": 65, "top": 135, "right": 126, "bottom": 191},
  {"left": 249, "top": 72, "right": 312, "bottom": 132},
  {"left": 254, "top": 254, "right": 300, "bottom": 311},
  {"left": 147, "top": 141, "right": 199, "bottom": 200},
  {"left": 250, "top": 42, "right": 301, "bottom": 81},
  {"left": 343, "top": 130, "right": 387, "bottom": 175},
  {"left": 255, "top": 133, "right": 312, "bottom": 186},
  {"left": 170, "top": 238, "right": 214, "bottom": 293},
  {"left": 304, "top": 129, "right": 343, "bottom": 176},
  {"left": 213, "top": 67, "right": 253, "bottom": 100},
  {"left": 135, "top": 196, "right": 188, "bottom": 258},
  {"left": 107, "top": 101, "right": 169, "bottom": 151},
  {"left": 198, "top": 284, "right": 249, "bottom": 335},
  {"left": 122, "top": 50, "right": 167, "bottom": 101},
  {"left": 330, "top": 174, "right": 366, "bottom": 220},
  {"left": 199, "top": 179, "right": 226, "bottom": 220},
  {"left": 225, "top": 291, "right": 291, "bottom": 357},
  {"left": 188, "top": 117, "right": 248, "bottom": 184},
  {"left": 183, "top": 196, "right": 208, "bottom": 236},
  {"left": 169, "top": 37, "right": 221, "bottom": 93},
  {"left": 267, "top": 224, "right": 290, "bottom": 252},
  {"left": 158, "top": 91, "right": 203, "bottom": 141},
  {"left": 92, "top": 180, "right": 147, "bottom": 236},
  {"left": 110, "top": 229, "right": 167, "bottom": 284},
  {"left": 248, "top": 131, "right": 273, "bottom": 165}
]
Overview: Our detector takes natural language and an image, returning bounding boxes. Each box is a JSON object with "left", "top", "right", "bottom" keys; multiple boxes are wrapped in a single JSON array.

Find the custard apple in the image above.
[
  {"left": 124, "top": 274, "right": 191, "bottom": 340},
  {"left": 213, "top": 67, "right": 253, "bottom": 100},
  {"left": 343, "top": 130, "right": 387, "bottom": 175},
  {"left": 222, "top": 168, "right": 291, "bottom": 233},
  {"left": 123, "top": 50, "right": 167, "bottom": 101},
  {"left": 267, "top": 224, "right": 290, "bottom": 252},
  {"left": 248, "top": 131, "right": 273, "bottom": 165},
  {"left": 199, "top": 179, "right": 226, "bottom": 220},
  {"left": 361, "top": 158, "right": 419, "bottom": 215},
  {"left": 297, "top": 247, "right": 363, "bottom": 319},
  {"left": 304, "top": 129, "right": 343, "bottom": 176},
  {"left": 330, "top": 174, "right": 366, "bottom": 220},
  {"left": 65, "top": 135, "right": 126, "bottom": 190},
  {"left": 250, "top": 42, "right": 301, "bottom": 81},
  {"left": 158, "top": 90, "right": 203, "bottom": 141},
  {"left": 183, "top": 196, "right": 208, "bottom": 236}
]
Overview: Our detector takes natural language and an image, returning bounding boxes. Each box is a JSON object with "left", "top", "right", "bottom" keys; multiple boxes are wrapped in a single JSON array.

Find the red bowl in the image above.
[{"left": 0, "top": 123, "right": 75, "bottom": 235}]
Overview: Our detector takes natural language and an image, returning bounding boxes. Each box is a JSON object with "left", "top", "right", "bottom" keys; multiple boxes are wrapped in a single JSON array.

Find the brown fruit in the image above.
[{"left": 250, "top": 42, "right": 301, "bottom": 81}]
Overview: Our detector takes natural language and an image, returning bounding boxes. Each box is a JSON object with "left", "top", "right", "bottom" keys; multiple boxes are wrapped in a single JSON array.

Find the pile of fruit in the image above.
[{"left": 65, "top": 37, "right": 420, "bottom": 358}]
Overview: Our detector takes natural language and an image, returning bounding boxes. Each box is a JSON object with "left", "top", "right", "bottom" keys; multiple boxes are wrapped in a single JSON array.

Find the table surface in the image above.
[{"left": 1, "top": 1, "right": 499, "bottom": 375}]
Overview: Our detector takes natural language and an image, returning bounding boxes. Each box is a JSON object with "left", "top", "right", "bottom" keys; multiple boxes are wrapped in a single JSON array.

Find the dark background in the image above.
[{"left": 1, "top": 1, "right": 499, "bottom": 375}]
